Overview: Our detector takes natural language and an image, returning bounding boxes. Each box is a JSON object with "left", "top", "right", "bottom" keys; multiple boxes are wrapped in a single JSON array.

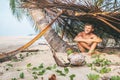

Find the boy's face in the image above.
[{"left": 84, "top": 25, "right": 94, "bottom": 34}]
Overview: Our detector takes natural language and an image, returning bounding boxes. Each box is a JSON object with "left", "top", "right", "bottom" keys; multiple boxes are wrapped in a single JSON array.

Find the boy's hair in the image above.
[{"left": 84, "top": 23, "right": 94, "bottom": 28}]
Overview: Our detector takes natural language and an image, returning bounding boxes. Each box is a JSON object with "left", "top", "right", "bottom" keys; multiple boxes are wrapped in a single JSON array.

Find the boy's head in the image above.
[{"left": 84, "top": 23, "right": 94, "bottom": 34}]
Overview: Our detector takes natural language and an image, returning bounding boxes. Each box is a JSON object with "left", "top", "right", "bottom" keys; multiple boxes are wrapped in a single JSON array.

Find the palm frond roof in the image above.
[{"left": 23, "top": 0, "right": 120, "bottom": 39}]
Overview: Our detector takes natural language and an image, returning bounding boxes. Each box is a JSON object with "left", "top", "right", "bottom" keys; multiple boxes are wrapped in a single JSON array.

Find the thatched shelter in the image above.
[{"left": 21, "top": 0, "right": 120, "bottom": 47}]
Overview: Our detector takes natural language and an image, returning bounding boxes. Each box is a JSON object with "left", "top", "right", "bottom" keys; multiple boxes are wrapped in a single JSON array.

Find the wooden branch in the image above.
[
  {"left": 96, "top": 16, "right": 120, "bottom": 33},
  {"left": 21, "top": 49, "right": 39, "bottom": 52},
  {"left": 99, "top": 14, "right": 120, "bottom": 22},
  {"left": 97, "top": 16, "right": 120, "bottom": 24}
]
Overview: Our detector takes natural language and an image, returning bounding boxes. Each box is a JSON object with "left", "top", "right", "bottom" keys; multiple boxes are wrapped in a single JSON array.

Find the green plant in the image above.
[
  {"left": 5, "top": 63, "right": 14, "bottom": 71},
  {"left": 32, "top": 71, "right": 37, "bottom": 74},
  {"left": 26, "top": 52, "right": 33, "bottom": 57},
  {"left": 27, "top": 63, "right": 32, "bottom": 67},
  {"left": 11, "top": 78, "right": 17, "bottom": 80},
  {"left": 32, "top": 63, "right": 44, "bottom": 71},
  {"left": 33, "top": 75, "right": 38, "bottom": 79},
  {"left": 93, "top": 58, "right": 111, "bottom": 67},
  {"left": 46, "top": 66, "right": 52, "bottom": 70},
  {"left": 32, "top": 67, "right": 38, "bottom": 71},
  {"left": 64, "top": 67, "right": 69, "bottom": 74},
  {"left": 37, "top": 69, "right": 46, "bottom": 75},
  {"left": 32, "top": 71, "right": 38, "bottom": 80},
  {"left": 11, "top": 57, "right": 22, "bottom": 62},
  {"left": 19, "top": 72, "right": 24, "bottom": 79},
  {"left": 87, "top": 73, "right": 100, "bottom": 80},
  {"left": 19, "top": 54, "right": 24, "bottom": 59},
  {"left": 66, "top": 48, "right": 74, "bottom": 55},
  {"left": 38, "top": 63, "right": 44, "bottom": 69},
  {"left": 55, "top": 67, "right": 70, "bottom": 76},
  {"left": 87, "top": 63, "right": 93, "bottom": 67},
  {"left": 16, "top": 68, "right": 22, "bottom": 71},
  {"left": 6, "top": 63, "right": 13, "bottom": 67},
  {"left": 88, "top": 56, "right": 111, "bottom": 67},
  {"left": 56, "top": 69, "right": 66, "bottom": 76},
  {"left": 99, "top": 67, "right": 111, "bottom": 74},
  {"left": 87, "top": 55, "right": 112, "bottom": 74},
  {"left": 107, "top": 51, "right": 114, "bottom": 54},
  {"left": 52, "top": 64, "right": 57, "bottom": 69},
  {"left": 110, "top": 76, "right": 120, "bottom": 80},
  {"left": 69, "top": 74, "right": 76, "bottom": 80}
]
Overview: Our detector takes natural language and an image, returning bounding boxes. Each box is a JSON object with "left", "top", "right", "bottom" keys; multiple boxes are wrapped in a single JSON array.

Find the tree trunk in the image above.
[{"left": 29, "top": 9, "right": 70, "bottom": 52}]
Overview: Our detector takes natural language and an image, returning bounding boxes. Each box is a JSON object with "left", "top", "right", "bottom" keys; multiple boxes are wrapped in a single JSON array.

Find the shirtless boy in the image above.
[{"left": 74, "top": 23, "right": 102, "bottom": 55}]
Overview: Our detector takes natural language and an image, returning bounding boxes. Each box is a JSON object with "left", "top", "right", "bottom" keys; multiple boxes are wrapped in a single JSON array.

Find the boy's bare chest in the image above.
[{"left": 82, "top": 34, "right": 93, "bottom": 39}]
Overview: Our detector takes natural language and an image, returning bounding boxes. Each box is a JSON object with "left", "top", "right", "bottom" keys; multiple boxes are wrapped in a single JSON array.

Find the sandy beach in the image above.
[{"left": 0, "top": 36, "right": 120, "bottom": 80}]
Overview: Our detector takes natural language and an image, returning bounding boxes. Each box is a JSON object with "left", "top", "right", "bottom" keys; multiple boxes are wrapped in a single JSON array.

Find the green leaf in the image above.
[
  {"left": 46, "top": 66, "right": 52, "bottom": 70},
  {"left": 27, "top": 63, "right": 32, "bottom": 67},
  {"left": 38, "top": 69, "right": 46, "bottom": 75},
  {"left": 107, "top": 51, "right": 114, "bottom": 54},
  {"left": 52, "top": 64, "right": 57, "bottom": 69},
  {"left": 64, "top": 67, "right": 69, "bottom": 74},
  {"left": 11, "top": 58, "right": 19, "bottom": 62},
  {"left": 16, "top": 68, "right": 22, "bottom": 71},
  {"left": 56, "top": 70, "right": 66, "bottom": 76},
  {"left": 87, "top": 73, "right": 100, "bottom": 80},
  {"left": 11, "top": 78, "right": 17, "bottom": 80},
  {"left": 87, "top": 63, "right": 93, "bottom": 67},
  {"left": 111, "top": 76, "right": 120, "bottom": 80},
  {"left": 33, "top": 75, "right": 38, "bottom": 79},
  {"left": 32, "top": 67, "right": 38, "bottom": 71},
  {"left": 32, "top": 71, "right": 37, "bottom": 74},
  {"left": 19, "top": 54, "right": 24, "bottom": 59},
  {"left": 66, "top": 49, "right": 74, "bottom": 55},
  {"left": 26, "top": 53, "right": 29, "bottom": 57},
  {"left": 19, "top": 72, "right": 24, "bottom": 79},
  {"left": 69, "top": 74, "right": 76, "bottom": 80},
  {"left": 7, "top": 63, "right": 13, "bottom": 67},
  {"left": 100, "top": 67, "right": 111, "bottom": 74},
  {"left": 38, "top": 63, "right": 44, "bottom": 69}
]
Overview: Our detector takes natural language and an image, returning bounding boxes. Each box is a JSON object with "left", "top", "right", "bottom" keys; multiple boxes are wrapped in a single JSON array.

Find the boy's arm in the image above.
[
  {"left": 74, "top": 34, "right": 102, "bottom": 43},
  {"left": 91, "top": 35, "right": 102, "bottom": 43},
  {"left": 74, "top": 32, "right": 91, "bottom": 43},
  {"left": 74, "top": 37, "right": 89, "bottom": 42},
  {"left": 74, "top": 32, "right": 86, "bottom": 41}
]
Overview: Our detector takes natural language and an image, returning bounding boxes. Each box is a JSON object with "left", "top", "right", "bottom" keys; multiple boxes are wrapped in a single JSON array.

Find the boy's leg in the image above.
[
  {"left": 78, "top": 42, "right": 91, "bottom": 52},
  {"left": 88, "top": 42, "right": 98, "bottom": 54}
]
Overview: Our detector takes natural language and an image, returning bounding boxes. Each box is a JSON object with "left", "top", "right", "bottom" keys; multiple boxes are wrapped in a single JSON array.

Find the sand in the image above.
[{"left": 0, "top": 36, "right": 120, "bottom": 80}]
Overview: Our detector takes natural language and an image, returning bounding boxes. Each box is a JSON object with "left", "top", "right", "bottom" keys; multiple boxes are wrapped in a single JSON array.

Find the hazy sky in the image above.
[{"left": 0, "top": 0, "right": 36, "bottom": 36}]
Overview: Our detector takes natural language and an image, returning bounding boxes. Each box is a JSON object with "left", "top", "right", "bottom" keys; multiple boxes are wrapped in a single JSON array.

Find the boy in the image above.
[{"left": 74, "top": 23, "right": 102, "bottom": 55}]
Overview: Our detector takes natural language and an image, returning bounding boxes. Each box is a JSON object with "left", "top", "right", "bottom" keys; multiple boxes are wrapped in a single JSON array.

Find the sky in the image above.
[{"left": 0, "top": 0, "right": 36, "bottom": 36}]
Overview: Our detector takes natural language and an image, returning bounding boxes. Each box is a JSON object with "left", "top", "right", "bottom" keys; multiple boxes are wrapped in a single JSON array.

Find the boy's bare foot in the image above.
[
  {"left": 87, "top": 50, "right": 101, "bottom": 56},
  {"left": 87, "top": 53, "right": 92, "bottom": 56},
  {"left": 94, "top": 50, "right": 101, "bottom": 54}
]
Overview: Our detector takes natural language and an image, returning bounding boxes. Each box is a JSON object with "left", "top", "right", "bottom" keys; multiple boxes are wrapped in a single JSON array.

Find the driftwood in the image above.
[
  {"left": 21, "top": 49, "right": 39, "bottom": 52},
  {"left": 50, "top": 47, "right": 67, "bottom": 67},
  {"left": 0, "top": 11, "right": 63, "bottom": 62}
]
